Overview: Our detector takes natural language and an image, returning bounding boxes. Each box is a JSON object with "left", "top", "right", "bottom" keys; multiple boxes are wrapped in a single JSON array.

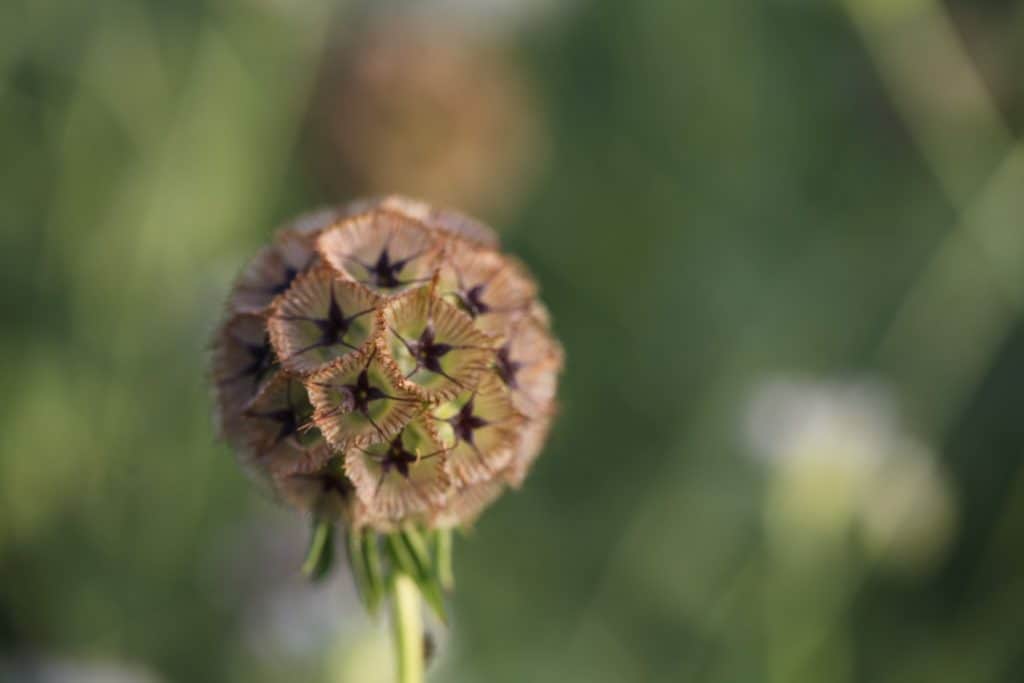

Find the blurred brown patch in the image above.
[{"left": 305, "top": 17, "right": 546, "bottom": 221}]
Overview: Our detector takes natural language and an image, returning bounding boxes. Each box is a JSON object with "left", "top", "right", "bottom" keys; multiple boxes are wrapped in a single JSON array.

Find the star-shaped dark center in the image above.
[
  {"left": 364, "top": 428, "right": 446, "bottom": 497},
  {"left": 291, "top": 464, "right": 353, "bottom": 506},
  {"left": 280, "top": 286, "right": 373, "bottom": 360},
  {"left": 241, "top": 340, "right": 274, "bottom": 379},
  {"left": 392, "top": 322, "right": 466, "bottom": 386},
  {"left": 324, "top": 358, "right": 419, "bottom": 441},
  {"left": 314, "top": 288, "right": 357, "bottom": 345},
  {"left": 450, "top": 397, "right": 489, "bottom": 446},
  {"left": 495, "top": 344, "right": 522, "bottom": 389},
  {"left": 363, "top": 247, "right": 428, "bottom": 290},
  {"left": 320, "top": 473, "right": 353, "bottom": 500},
  {"left": 380, "top": 434, "right": 419, "bottom": 479},
  {"left": 371, "top": 249, "right": 402, "bottom": 289},
  {"left": 269, "top": 265, "right": 300, "bottom": 295},
  {"left": 411, "top": 325, "right": 454, "bottom": 374},
  {"left": 343, "top": 369, "right": 389, "bottom": 415},
  {"left": 226, "top": 336, "right": 275, "bottom": 389},
  {"left": 240, "top": 339, "right": 272, "bottom": 376},
  {"left": 258, "top": 409, "right": 298, "bottom": 446},
  {"left": 455, "top": 283, "right": 490, "bottom": 318},
  {"left": 246, "top": 381, "right": 311, "bottom": 448}
]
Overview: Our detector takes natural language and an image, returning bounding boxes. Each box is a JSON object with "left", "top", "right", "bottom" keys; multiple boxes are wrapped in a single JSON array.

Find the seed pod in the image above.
[{"left": 212, "top": 197, "right": 562, "bottom": 531}]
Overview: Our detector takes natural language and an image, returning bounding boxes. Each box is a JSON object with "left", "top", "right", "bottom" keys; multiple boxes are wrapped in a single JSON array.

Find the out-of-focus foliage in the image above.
[{"left": 2, "top": 0, "right": 1024, "bottom": 682}]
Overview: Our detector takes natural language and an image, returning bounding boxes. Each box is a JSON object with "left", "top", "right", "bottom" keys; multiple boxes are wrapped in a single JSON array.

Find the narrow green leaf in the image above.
[
  {"left": 301, "top": 518, "right": 334, "bottom": 581},
  {"left": 400, "top": 524, "right": 432, "bottom": 578},
  {"left": 417, "top": 575, "right": 447, "bottom": 625},
  {"left": 362, "top": 530, "right": 385, "bottom": 613},
  {"left": 387, "top": 533, "right": 419, "bottom": 578},
  {"left": 345, "top": 528, "right": 375, "bottom": 613},
  {"left": 387, "top": 533, "right": 447, "bottom": 624}
]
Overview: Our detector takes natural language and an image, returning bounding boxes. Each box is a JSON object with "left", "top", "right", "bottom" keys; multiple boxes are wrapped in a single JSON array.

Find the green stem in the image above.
[{"left": 391, "top": 571, "right": 424, "bottom": 683}]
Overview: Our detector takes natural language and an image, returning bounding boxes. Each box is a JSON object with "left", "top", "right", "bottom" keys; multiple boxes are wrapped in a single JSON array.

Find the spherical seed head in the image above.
[
  {"left": 211, "top": 197, "right": 563, "bottom": 530},
  {"left": 307, "top": 20, "right": 545, "bottom": 219}
]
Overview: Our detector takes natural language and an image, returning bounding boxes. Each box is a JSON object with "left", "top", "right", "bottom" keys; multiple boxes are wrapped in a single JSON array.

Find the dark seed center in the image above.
[
  {"left": 264, "top": 409, "right": 298, "bottom": 445},
  {"left": 320, "top": 475, "right": 353, "bottom": 500},
  {"left": 315, "top": 289, "right": 353, "bottom": 344},
  {"left": 230, "top": 337, "right": 275, "bottom": 387},
  {"left": 495, "top": 345, "right": 521, "bottom": 389},
  {"left": 381, "top": 434, "right": 418, "bottom": 478},
  {"left": 412, "top": 326, "right": 453, "bottom": 373},
  {"left": 269, "top": 266, "right": 299, "bottom": 295},
  {"left": 451, "top": 398, "right": 488, "bottom": 445},
  {"left": 344, "top": 370, "right": 388, "bottom": 415},
  {"left": 457, "top": 284, "right": 490, "bottom": 317},
  {"left": 370, "top": 249, "right": 404, "bottom": 289}
]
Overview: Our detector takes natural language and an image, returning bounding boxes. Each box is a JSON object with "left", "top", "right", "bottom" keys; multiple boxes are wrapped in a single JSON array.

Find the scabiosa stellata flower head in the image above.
[{"left": 211, "top": 197, "right": 562, "bottom": 642}]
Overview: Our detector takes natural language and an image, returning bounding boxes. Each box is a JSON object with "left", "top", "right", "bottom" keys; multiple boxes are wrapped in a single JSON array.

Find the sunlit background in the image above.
[{"left": 3, "top": 0, "right": 1024, "bottom": 681}]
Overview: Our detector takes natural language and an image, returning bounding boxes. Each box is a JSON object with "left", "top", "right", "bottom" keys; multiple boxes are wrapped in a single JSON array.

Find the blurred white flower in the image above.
[
  {"left": 746, "top": 377, "right": 897, "bottom": 467},
  {"left": 858, "top": 441, "right": 956, "bottom": 573},
  {"left": 205, "top": 504, "right": 369, "bottom": 662},
  {"left": 745, "top": 376, "right": 957, "bottom": 573},
  {"left": 242, "top": 571, "right": 359, "bottom": 659}
]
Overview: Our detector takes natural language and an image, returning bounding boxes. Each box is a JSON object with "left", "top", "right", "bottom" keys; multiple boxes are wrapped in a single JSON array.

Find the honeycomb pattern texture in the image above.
[{"left": 212, "top": 197, "right": 562, "bottom": 531}]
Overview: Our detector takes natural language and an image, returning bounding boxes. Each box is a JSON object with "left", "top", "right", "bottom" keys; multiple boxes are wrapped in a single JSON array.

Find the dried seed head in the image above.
[
  {"left": 307, "top": 20, "right": 545, "bottom": 219},
  {"left": 211, "top": 197, "right": 562, "bottom": 530}
]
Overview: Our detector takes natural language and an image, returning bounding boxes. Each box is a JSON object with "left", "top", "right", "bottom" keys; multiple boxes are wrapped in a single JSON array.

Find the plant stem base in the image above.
[{"left": 392, "top": 572, "right": 424, "bottom": 683}]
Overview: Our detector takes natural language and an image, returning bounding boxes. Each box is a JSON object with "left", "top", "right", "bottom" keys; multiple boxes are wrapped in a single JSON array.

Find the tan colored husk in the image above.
[
  {"left": 316, "top": 209, "right": 442, "bottom": 294},
  {"left": 229, "top": 232, "right": 319, "bottom": 315},
  {"left": 503, "top": 412, "right": 556, "bottom": 489},
  {"left": 435, "top": 239, "right": 537, "bottom": 336},
  {"left": 306, "top": 345, "right": 425, "bottom": 451},
  {"left": 272, "top": 463, "right": 357, "bottom": 523},
  {"left": 372, "top": 195, "right": 500, "bottom": 248},
  {"left": 497, "top": 314, "right": 564, "bottom": 419},
  {"left": 344, "top": 416, "right": 451, "bottom": 520},
  {"left": 214, "top": 196, "right": 561, "bottom": 529},
  {"left": 378, "top": 285, "right": 497, "bottom": 401},
  {"left": 241, "top": 374, "right": 312, "bottom": 448},
  {"left": 431, "top": 478, "right": 506, "bottom": 529},
  {"left": 266, "top": 266, "right": 383, "bottom": 375},
  {"left": 431, "top": 375, "right": 526, "bottom": 487},
  {"left": 211, "top": 313, "right": 274, "bottom": 452}
]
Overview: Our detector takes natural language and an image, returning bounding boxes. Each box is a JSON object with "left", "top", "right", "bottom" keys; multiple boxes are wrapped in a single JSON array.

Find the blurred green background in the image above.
[{"left": 3, "top": 0, "right": 1024, "bottom": 681}]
